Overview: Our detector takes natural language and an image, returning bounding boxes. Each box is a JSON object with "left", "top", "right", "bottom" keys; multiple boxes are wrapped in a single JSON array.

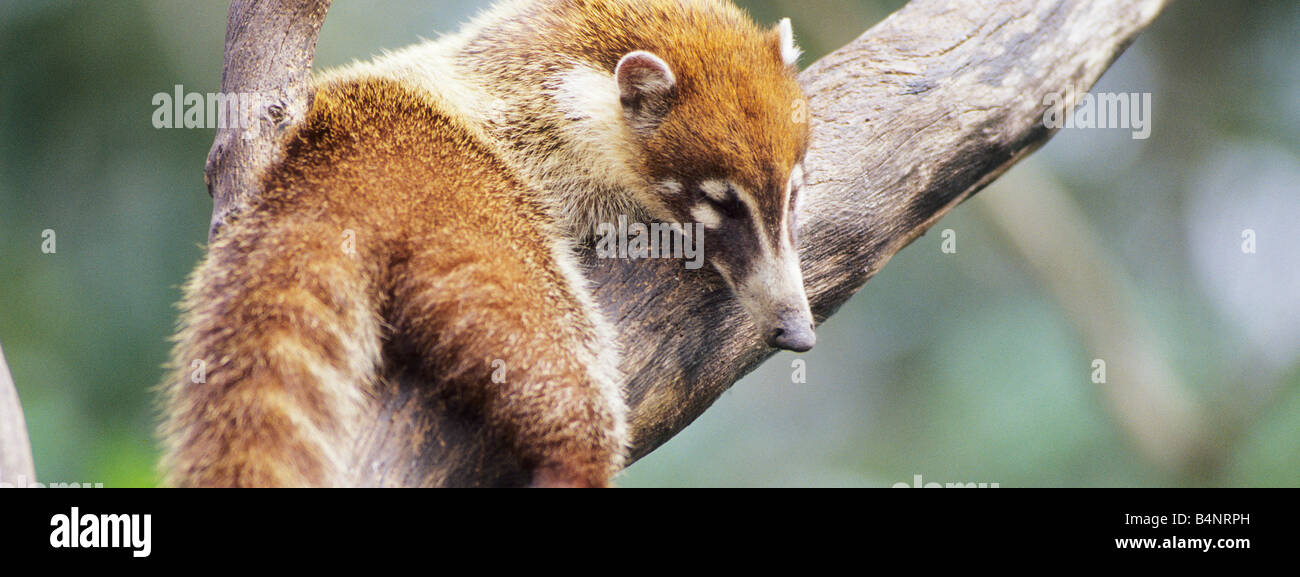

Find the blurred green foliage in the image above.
[{"left": 0, "top": 0, "right": 1295, "bottom": 488}]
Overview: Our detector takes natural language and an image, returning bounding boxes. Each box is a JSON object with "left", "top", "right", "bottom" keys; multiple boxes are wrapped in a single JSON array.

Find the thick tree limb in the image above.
[
  {"left": 208, "top": 0, "right": 1171, "bottom": 486},
  {"left": 0, "top": 342, "right": 36, "bottom": 486}
]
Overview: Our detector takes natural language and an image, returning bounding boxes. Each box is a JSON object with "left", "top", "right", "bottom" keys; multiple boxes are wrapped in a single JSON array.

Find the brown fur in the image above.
[
  {"left": 160, "top": 0, "right": 808, "bottom": 487},
  {"left": 454, "top": 0, "right": 810, "bottom": 239},
  {"left": 161, "top": 79, "right": 621, "bottom": 487}
]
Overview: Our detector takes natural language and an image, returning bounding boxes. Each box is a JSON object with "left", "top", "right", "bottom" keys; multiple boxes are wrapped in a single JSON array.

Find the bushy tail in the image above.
[{"left": 158, "top": 218, "right": 382, "bottom": 487}]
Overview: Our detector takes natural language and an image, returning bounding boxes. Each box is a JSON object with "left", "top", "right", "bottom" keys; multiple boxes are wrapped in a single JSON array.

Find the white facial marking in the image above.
[
  {"left": 731, "top": 183, "right": 762, "bottom": 220},
  {"left": 660, "top": 179, "right": 683, "bottom": 195},
  {"left": 691, "top": 203, "right": 723, "bottom": 229},
  {"left": 700, "top": 179, "right": 730, "bottom": 202},
  {"left": 788, "top": 163, "right": 806, "bottom": 215},
  {"left": 778, "top": 18, "right": 802, "bottom": 68}
]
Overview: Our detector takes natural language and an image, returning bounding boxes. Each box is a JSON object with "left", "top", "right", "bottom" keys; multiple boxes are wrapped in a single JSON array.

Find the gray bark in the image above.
[{"left": 204, "top": 0, "right": 332, "bottom": 239}]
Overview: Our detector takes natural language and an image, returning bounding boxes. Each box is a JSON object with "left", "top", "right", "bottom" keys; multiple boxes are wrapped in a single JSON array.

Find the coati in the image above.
[{"left": 160, "top": 0, "right": 815, "bottom": 487}]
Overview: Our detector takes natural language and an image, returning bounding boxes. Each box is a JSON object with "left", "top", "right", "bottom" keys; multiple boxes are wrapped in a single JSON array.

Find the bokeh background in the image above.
[{"left": 1, "top": 0, "right": 1296, "bottom": 488}]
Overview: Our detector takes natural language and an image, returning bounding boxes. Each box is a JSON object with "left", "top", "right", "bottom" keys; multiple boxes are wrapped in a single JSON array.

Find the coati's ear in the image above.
[
  {"left": 775, "top": 17, "right": 802, "bottom": 68},
  {"left": 615, "top": 51, "right": 676, "bottom": 134}
]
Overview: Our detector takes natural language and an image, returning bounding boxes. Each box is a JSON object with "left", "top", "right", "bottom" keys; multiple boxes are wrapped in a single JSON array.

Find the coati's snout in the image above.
[
  {"left": 634, "top": 171, "right": 816, "bottom": 351},
  {"left": 765, "top": 302, "right": 817, "bottom": 353},
  {"left": 729, "top": 240, "right": 817, "bottom": 353},
  {"left": 770, "top": 316, "right": 817, "bottom": 352},
  {"left": 677, "top": 174, "right": 816, "bottom": 352}
]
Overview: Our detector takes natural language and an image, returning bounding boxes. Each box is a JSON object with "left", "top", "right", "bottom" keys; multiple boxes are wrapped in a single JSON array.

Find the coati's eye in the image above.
[
  {"left": 699, "top": 180, "right": 747, "bottom": 220},
  {"left": 706, "top": 189, "right": 746, "bottom": 219}
]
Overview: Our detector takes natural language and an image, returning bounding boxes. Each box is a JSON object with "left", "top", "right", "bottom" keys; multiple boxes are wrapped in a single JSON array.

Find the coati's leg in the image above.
[
  {"left": 159, "top": 216, "right": 383, "bottom": 487},
  {"left": 391, "top": 236, "right": 626, "bottom": 488}
]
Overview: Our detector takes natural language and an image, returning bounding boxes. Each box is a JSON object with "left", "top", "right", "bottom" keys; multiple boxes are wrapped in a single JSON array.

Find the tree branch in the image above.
[
  {"left": 208, "top": 0, "right": 1171, "bottom": 486},
  {"left": 204, "top": 0, "right": 331, "bottom": 239},
  {"left": 0, "top": 341, "right": 36, "bottom": 486}
]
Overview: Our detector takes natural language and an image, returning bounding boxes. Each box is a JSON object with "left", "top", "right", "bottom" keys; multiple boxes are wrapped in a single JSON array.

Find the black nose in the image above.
[{"left": 767, "top": 320, "right": 816, "bottom": 352}]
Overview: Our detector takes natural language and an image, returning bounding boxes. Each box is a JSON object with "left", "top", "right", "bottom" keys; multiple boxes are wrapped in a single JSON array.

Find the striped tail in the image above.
[{"left": 159, "top": 217, "right": 382, "bottom": 487}]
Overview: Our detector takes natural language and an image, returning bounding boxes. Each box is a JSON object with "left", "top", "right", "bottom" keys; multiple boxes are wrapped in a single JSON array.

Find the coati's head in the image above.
[
  {"left": 611, "top": 16, "right": 815, "bottom": 352},
  {"left": 451, "top": 0, "right": 815, "bottom": 350}
]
